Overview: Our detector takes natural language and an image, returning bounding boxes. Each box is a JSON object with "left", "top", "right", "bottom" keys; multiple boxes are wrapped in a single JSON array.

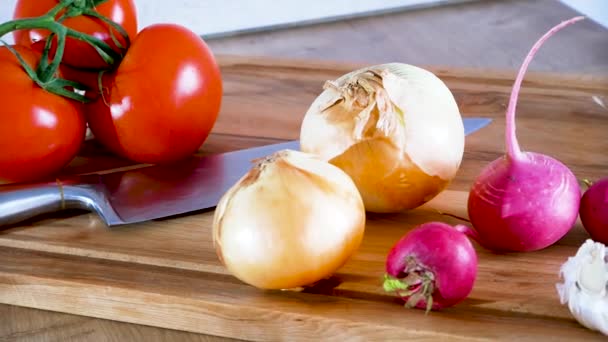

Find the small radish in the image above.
[
  {"left": 580, "top": 178, "right": 608, "bottom": 244},
  {"left": 383, "top": 222, "right": 478, "bottom": 312},
  {"left": 467, "top": 17, "right": 584, "bottom": 252}
]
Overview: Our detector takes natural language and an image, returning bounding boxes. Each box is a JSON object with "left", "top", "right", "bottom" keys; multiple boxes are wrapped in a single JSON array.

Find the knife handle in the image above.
[
  {"left": 0, "top": 182, "right": 66, "bottom": 226},
  {"left": 0, "top": 181, "right": 119, "bottom": 227}
]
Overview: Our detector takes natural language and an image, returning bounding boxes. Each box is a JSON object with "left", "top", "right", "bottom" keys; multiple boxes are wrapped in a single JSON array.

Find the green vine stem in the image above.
[
  {"left": 42, "top": 25, "right": 68, "bottom": 84},
  {"left": 36, "top": 33, "right": 56, "bottom": 78},
  {"left": 0, "top": 7, "right": 124, "bottom": 65},
  {"left": 82, "top": 8, "right": 131, "bottom": 49},
  {"left": 0, "top": 0, "right": 130, "bottom": 102}
]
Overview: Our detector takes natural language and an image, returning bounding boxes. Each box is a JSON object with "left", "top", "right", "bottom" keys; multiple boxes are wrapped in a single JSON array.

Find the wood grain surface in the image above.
[
  {"left": 208, "top": 0, "right": 608, "bottom": 75},
  {"left": 2, "top": 0, "right": 608, "bottom": 341},
  {"left": 0, "top": 54, "right": 607, "bottom": 341}
]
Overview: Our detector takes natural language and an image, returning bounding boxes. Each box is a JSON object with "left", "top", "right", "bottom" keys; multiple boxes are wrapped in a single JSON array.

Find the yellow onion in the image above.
[
  {"left": 300, "top": 63, "right": 465, "bottom": 213},
  {"left": 212, "top": 149, "right": 366, "bottom": 290}
]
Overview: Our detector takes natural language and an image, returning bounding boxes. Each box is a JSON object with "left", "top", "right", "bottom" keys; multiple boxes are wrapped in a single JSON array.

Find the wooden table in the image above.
[{"left": 2, "top": 1, "right": 608, "bottom": 341}]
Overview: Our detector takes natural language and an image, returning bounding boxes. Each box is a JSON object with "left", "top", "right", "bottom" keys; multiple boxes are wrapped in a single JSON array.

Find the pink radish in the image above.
[
  {"left": 580, "top": 178, "right": 608, "bottom": 244},
  {"left": 383, "top": 222, "right": 478, "bottom": 311},
  {"left": 467, "top": 17, "right": 584, "bottom": 252}
]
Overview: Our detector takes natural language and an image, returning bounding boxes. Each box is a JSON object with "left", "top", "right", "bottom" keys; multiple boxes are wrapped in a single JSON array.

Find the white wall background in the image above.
[
  {"left": 0, "top": 0, "right": 606, "bottom": 44},
  {"left": 0, "top": 0, "right": 470, "bottom": 43},
  {"left": 560, "top": 0, "right": 608, "bottom": 29},
  {"left": 133, "top": 0, "right": 472, "bottom": 38}
]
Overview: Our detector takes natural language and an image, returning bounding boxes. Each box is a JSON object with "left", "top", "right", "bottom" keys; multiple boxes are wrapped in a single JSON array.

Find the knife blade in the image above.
[{"left": 0, "top": 117, "right": 491, "bottom": 227}]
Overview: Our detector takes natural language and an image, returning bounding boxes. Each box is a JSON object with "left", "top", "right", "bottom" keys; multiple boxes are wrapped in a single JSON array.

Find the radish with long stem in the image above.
[{"left": 467, "top": 17, "right": 584, "bottom": 252}]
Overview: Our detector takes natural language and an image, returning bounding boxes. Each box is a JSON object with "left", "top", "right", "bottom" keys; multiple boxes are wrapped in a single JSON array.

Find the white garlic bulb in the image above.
[{"left": 556, "top": 239, "right": 608, "bottom": 335}]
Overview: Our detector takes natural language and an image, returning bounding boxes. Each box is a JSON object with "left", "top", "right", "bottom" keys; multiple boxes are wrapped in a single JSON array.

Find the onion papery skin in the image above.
[{"left": 300, "top": 63, "right": 465, "bottom": 213}]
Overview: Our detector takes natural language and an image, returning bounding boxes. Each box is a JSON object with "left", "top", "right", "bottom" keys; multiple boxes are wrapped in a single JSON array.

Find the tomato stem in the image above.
[
  {"left": 45, "top": 78, "right": 90, "bottom": 102},
  {"left": 1, "top": 38, "right": 89, "bottom": 102},
  {"left": 36, "top": 34, "right": 55, "bottom": 76},
  {"left": 0, "top": 16, "right": 58, "bottom": 38},
  {"left": 0, "top": 16, "right": 73, "bottom": 86},
  {"left": 82, "top": 9, "right": 131, "bottom": 50},
  {"left": 64, "top": 27, "right": 121, "bottom": 64},
  {"left": 39, "top": 27, "right": 68, "bottom": 83},
  {"left": 47, "top": 0, "right": 75, "bottom": 18},
  {"left": 0, "top": 9, "right": 122, "bottom": 67},
  {"left": 0, "top": 0, "right": 129, "bottom": 102},
  {"left": 97, "top": 70, "right": 112, "bottom": 107},
  {"left": 0, "top": 0, "right": 123, "bottom": 65},
  {"left": 0, "top": 41, "right": 40, "bottom": 85}
]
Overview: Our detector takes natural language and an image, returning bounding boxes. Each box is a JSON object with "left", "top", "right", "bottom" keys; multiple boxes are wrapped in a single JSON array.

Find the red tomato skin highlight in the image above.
[
  {"left": 0, "top": 46, "right": 86, "bottom": 184},
  {"left": 12, "top": 0, "right": 138, "bottom": 70},
  {"left": 85, "top": 24, "right": 223, "bottom": 164}
]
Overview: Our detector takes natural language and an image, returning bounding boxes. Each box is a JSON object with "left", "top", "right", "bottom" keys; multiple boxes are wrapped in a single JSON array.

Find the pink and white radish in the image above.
[
  {"left": 580, "top": 178, "right": 608, "bottom": 244},
  {"left": 383, "top": 222, "right": 478, "bottom": 311},
  {"left": 467, "top": 17, "right": 584, "bottom": 252}
]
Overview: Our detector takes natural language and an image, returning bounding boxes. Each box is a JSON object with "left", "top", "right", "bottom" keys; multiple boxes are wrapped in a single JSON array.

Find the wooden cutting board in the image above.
[{"left": 1, "top": 56, "right": 607, "bottom": 341}]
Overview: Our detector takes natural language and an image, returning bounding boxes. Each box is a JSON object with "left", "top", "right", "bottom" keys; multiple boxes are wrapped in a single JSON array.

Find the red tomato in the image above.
[
  {"left": 85, "top": 24, "right": 223, "bottom": 164},
  {"left": 0, "top": 46, "right": 86, "bottom": 184},
  {"left": 12, "top": 0, "right": 138, "bottom": 70},
  {"left": 59, "top": 63, "right": 103, "bottom": 95}
]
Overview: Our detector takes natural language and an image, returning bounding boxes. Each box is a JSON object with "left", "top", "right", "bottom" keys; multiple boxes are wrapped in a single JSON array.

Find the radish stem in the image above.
[
  {"left": 468, "top": 17, "right": 585, "bottom": 252},
  {"left": 505, "top": 16, "right": 585, "bottom": 161},
  {"left": 454, "top": 224, "right": 482, "bottom": 245}
]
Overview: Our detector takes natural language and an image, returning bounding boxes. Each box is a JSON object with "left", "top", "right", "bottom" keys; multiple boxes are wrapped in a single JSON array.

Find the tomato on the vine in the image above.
[
  {"left": 85, "top": 23, "right": 223, "bottom": 164},
  {"left": 12, "top": 0, "right": 138, "bottom": 70},
  {"left": 0, "top": 46, "right": 86, "bottom": 184}
]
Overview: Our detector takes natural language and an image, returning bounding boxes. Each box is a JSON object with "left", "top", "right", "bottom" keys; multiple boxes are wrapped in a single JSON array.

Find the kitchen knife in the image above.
[{"left": 0, "top": 117, "right": 492, "bottom": 227}]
